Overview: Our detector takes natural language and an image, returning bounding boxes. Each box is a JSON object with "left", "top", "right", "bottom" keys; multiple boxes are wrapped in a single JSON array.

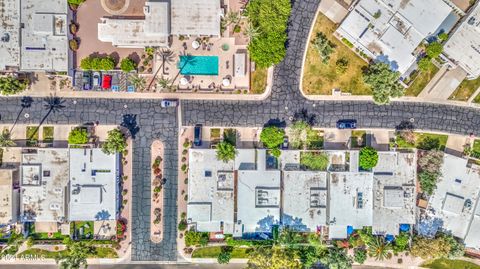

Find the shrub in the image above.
[
  {"left": 393, "top": 232, "right": 410, "bottom": 252},
  {"left": 233, "top": 24, "right": 241, "bottom": 33},
  {"left": 359, "top": 147, "right": 378, "bottom": 170},
  {"left": 100, "top": 57, "right": 115, "bottom": 70},
  {"left": 0, "top": 76, "right": 28, "bottom": 96},
  {"left": 418, "top": 58, "right": 432, "bottom": 72},
  {"left": 68, "top": 128, "right": 88, "bottom": 144},
  {"left": 411, "top": 235, "right": 451, "bottom": 259},
  {"left": 69, "top": 23, "right": 78, "bottom": 35},
  {"left": 178, "top": 220, "right": 188, "bottom": 231},
  {"left": 69, "top": 39, "right": 78, "bottom": 51},
  {"left": 335, "top": 57, "right": 349, "bottom": 74},
  {"left": 216, "top": 141, "right": 237, "bottom": 162},
  {"left": 120, "top": 58, "right": 136, "bottom": 73},
  {"left": 418, "top": 150, "right": 443, "bottom": 195},
  {"left": 68, "top": 0, "right": 85, "bottom": 5},
  {"left": 312, "top": 32, "right": 336, "bottom": 63},
  {"left": 80, "top": 57, "right": 93, "bottom": 70},
  {"left": 417, "top": 136, "right": 440, "bottom": 150},
  {"left": 260, "top": 126, "right": 285, "bottom": 149},
  {"left": 354, "top": 248, "right": 367, "bottom": 264},
  {"left": 184, "top": 231, "right": 209, "bottom": 247},
  {"left": 426, "top": 42, "right": 443, "bottom": 59},
  {"left": 300, "top": 152, "right": 329, "bottom": 171},
  {"left": 217, "top": 247, "right": 232, "bottom": 264},
  {"left": 438, "top": 33, "right": 448, "bottom": 42}
]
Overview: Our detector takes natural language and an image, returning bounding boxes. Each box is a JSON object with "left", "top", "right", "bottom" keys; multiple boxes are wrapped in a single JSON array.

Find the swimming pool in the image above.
[{"left": 179, "top": 56, "right": 219, "bottom": 76}]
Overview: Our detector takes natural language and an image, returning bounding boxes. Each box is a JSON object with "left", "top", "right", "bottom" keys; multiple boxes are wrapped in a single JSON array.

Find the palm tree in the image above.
[
  {"left": 156, "top": 76, "right": 172, "bottom": 91},
  {"left": 170, "top": 52, "right": 196, "bottom": 88},
  {"left": 10, "top": 96, "right": 33, "bottom": 133},
  {"left": 0, "top": 129, "right": 16, "bottom": 148},
  {"left": 129, "top": 74, "right": 146, "bottom": 91},
  {"left": 224, "top": 11, "right": 241, "bottom": 26},
  {"left": 158, "top": 49, "right": 176, "bottom": 74},
  {"left": 367, "top": 236, "right": 391, "bottom": 261},
  {"left": 216, "top": 141, "right": 236, "bottom": 162},
  {"left": 28, "top": 95, "right": 65, "bottom": 140},
  {"left": 244, "top": 22, "right": 259, "bottom": 40}
]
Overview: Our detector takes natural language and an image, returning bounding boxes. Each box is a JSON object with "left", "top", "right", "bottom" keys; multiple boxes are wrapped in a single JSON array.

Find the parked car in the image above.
[
  {"left": 282, "top": 136, "right": 289, "bottom": 149},
  {"left": 82, "top": 72, "right": 92, "bottom": 90},
  {"left": 102, "top": 74, "right": 112, "bottom": 90},
  {"left": 92, "top": 72, "right": 101, "bottom": 87},
  {"left": 336, "top": 119, "right": 357, "bottom": 129},
  {"left": 194, "top": 124, "right": 202, "bottom": 147},
  {"left": 161, "top": 99, "right": 179, "bottom": 108}
]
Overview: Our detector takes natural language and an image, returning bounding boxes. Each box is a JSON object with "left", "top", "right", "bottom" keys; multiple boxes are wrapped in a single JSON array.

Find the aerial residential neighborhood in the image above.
[{"left": 0, "top": 0, "right": 479, "bottom": 269}]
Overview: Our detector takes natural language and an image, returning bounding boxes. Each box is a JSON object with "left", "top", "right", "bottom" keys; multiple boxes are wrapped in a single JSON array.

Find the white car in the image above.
[
  {"left": 161, "top": 99, "right": 178, "bottom": 108},
  {"left": 92, "top": 72, "right": 101, "bottom": 87}
]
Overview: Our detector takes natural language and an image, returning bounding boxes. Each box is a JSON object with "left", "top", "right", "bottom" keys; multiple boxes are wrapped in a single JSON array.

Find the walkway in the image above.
[{"left": 0, "top": 0, "right": 480, "bottom": 263}]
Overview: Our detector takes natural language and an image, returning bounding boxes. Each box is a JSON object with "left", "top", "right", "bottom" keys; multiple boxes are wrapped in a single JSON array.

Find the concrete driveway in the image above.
[
  {"left": 419, "top": 66, "right": 467, "bottom": 100},
  {"left": 324, "top": 129, "right": 351, "bottom": 150},
  {"left": 445, "top": 134, "right": 467, "bottom": 157},
  {"left": 368, "top": 130, "right": 391, "bottom": 151}
]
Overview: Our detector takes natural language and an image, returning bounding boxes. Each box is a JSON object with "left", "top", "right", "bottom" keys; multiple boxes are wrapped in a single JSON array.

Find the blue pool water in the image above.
[{"left": 179, "top": 56, "right": 219, "bottom": 76}]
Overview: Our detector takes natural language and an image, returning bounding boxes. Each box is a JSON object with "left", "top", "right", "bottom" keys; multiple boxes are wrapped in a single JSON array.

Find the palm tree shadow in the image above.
[
  {"left": 28, "top": 95, "right": 65, "bottom": 140},
  {"left": 121, "top": 114, "right": 140, "bottom": 139},
  {"left": 11, "top": 96, "right": 34, "bottom": 133}
]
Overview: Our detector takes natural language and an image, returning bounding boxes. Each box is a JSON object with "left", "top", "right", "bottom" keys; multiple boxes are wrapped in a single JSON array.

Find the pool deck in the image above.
[{"left": 157, "top": 36, "right": 250, "bottom": 92}]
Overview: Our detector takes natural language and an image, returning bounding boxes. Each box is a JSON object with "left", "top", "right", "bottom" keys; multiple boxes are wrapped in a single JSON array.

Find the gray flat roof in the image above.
[
  {"left": 170, "top": 0, "right": 221, "bottom": 36},
  {"left": 444, "top": 2, "right": 480, "bottom": 78},
  {"left": 0, "top": 0, "right": 20, "bottom": 70},
  {"left": 69, "top": 149, "right": 119, "bottom": 221},
  {"left": 0, "top": 169, "right": 16, "bottom": 225}
]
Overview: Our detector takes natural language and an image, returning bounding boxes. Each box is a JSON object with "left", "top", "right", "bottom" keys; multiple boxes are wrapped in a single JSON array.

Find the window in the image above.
[
  {"left": 455, "top": 178, "right": 462, "bottom": 184},
  {"left": 205, "top": 171, "right": 212, "bottom": 177},
  {"left": 357, "top": 192, "right": 364, "bottom": 209},
  {"left": 43, "top": 170, "right": 50, "bottom": 177}
]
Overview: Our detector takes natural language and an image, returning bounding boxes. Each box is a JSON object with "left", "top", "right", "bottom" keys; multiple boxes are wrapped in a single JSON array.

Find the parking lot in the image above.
[{"left": 73, "top": 70, "right": 135, "bottom": 92}]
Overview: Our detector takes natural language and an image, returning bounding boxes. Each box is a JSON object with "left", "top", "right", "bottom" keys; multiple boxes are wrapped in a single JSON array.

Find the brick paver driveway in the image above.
[{"left": 0, "top": 0, "right": 479, "bottom": 263}]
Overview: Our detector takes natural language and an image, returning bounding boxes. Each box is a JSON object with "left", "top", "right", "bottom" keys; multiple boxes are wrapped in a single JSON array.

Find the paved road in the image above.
[
  {"left": 0, "top": 264, "right": 386, "bottom": 269},
  {"left": 0, "top": 0, "right": 479, "bottom": 263}
]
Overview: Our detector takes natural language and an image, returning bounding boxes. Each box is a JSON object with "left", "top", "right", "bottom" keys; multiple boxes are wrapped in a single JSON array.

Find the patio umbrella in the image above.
[
  {"left": 192, "top": 40, "right": 200, "bottom": 49},
  {"left": 180, "top": 77, "right": 189, "bottom": 85},
  {"left": 222, "top": 78, "right": 231, "bottom": 87}
]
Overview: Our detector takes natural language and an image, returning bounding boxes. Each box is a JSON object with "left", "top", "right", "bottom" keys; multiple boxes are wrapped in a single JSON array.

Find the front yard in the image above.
[
  {"left": 404, "top": 64, "right": 440, "bottom": 96},
  {"left": 302, "top": 13, "right": 371, "bottom": 95},
  {"left": 448, "top": 77, "right": 480, "bottom": 101},
  {"left": 191, "top": 246, "right": 252, "bottom": 258},
  {"left": 421, "top": 258, "right": 480, "bottom": 269},
  {"left": 394, "top": 132, "right": 448, "bottom": 151},
  {"left": 251, "top": 67, "right": 268, "bottom": 94}
]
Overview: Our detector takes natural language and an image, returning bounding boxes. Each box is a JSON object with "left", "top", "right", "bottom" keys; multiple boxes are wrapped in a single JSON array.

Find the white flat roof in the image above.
[
  {"left": 20, "top": 0, "right": 68, "bottom": 71},
  {"left": 428, "top": 154, "right": 480, "bottom": 239},
  {"left": 187, "top": 149, "right": 235, "bottom": 233},
  {"left": 372, "top": 152, "right": 416, "bottom": 235},
  {"left": 282, "top": 171, "right": 328, "bottom": 232},
  {"left": 465, "top": 203, "right": 480, "bottom": 249},
  {"left": 444, "top": 2, "right": 480, "bottom": 78},
  {"left": 0, "top": 0, "right": 20, "bottom": 70},
  {"left": 0, "top": 169, "right": 16, "bottom": 225},
  {"left": 328, "top": 171, "right": 373, "bottom": 238},
  {"left": 69, "top": 149, "right": 119, "bottom": 221},
  {"left": 21, "top": 149, "right": 69, "bottom": 223},
  {"left": 237, "top": 168, "right": 281, "bottom": 234},
  {"left": 170, "top": 0, "right": 221, "bottom": 36},
  {"left": 336, "top": 0, "right": 452, "bottom": 75}
]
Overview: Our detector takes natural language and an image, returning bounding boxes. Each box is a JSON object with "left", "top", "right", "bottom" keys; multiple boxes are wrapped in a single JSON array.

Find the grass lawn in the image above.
[
  {"left": 17, "top": 246, "right": 118, "bottom": 259},
  {"left": 422, "top": 258, "right": 480, "bottom": 269},
  {"left": 395, "top": 132, "right": 448, "bottom": 150},
  {"left": 472, "top": 139, "right": 480, "bottom": 159},
  {"left": 26, "top": 126, "right": 39, "bottom": 146},
  {"left": 473, "top": 92, "right": 480, "bottom": 104},
  {"left": 449, "top": 77, "right": 480, "bottom": 101},
  {"left": 42, "top": 126, "right": 54, "bottom": 142},
  {"left": 405, "top": 64, "right": 440, "bottom": 96},
  {"left": 191, "top": 246, "right": 252, "bottom": 258},
  {"left": 71, "top": 221, "right": 94, "bottom": 239},
  {"left": 210, "top": 128, "right": 221, "bottom": 141},
  {"left": 302, "top": 13, "right": 370, "bottom": 95},
  {"left": 29, "top": 223, "right": 67, "bottom": 240},
  {"left": 306, "top": 129, "right": 324, "bottom": 149},
  {"left": 251, "top": 67, "right": 268, "bottom": 94},
  {"left": 351, "top": 130, "right": 366, "bottom": 148}
]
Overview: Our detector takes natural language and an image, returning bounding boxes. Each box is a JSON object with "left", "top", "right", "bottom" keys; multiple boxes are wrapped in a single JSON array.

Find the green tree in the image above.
[
  {"left": 0, "top": 76, "right": 27, "bottom": 96},
  {"left": 363, "top": 62, "right": 404, "bottom": 104},
  {"left": 246, "top": 247, "right": 302, "bottom": 269},
  {"left": 217, "top": 247, "right": 232, "bottom": 264},
  {"left": 336, "top": 57, "right": 349, "bottom": 74},
  {"left": 300, "top": 152, "right": 329, "bottom": 171},
  {"left": 216, "top": 141, "right": 237, "bottom": 162},
  {"left": 56, "top": 238, "right": 95, "bottom": 269},
  {"left": 418, "top": 150, "right": 443, "bottom": 195},
  {"left": 438, "top": 33, "right": 449, "bottom": 42},
  {"left": 359, "top": 146, "right": 378, "bottom": 170},
  {"left": 411, "top": 235, "right": 451, "bottom": 259},
  {"left": 426, "top": 42, "right": 443, "bottom": 59},
  {"left": 318, "top": 247, "right": 353, "bottom": 269},
  {"left": 418, "top": 136, "right": 440, "bottom": 150},
  {"left": 260, "top": 126, "right": 285, "bottom": 149},
  {"left": 367, "top": 236, "right": 391, "bottom": 261},
  {"left": 102, "top": 128, "right": 127, "bottom": 155},
  {"left": 100, "top": 57, "right": 115, "bottom": 70},
  {"left": 120, "top": 58, "right": 137, "bottom": 72},
  {"left": 418, "top": 58, "right": 433, "bottom": 72},
  {"left": 289, "top": 120, "right": 310, "bottom": 149},
  {"left": 354, "top": 248, "right": 367, "bottom": 264},
  {"left": 312, "top": 32, "right": 336, "bottom": 63},
  {"left": 0, "top": 129, "right": 16, "bottom": 147},
  {"left": 184, "top": 231, "right": 209, "bottom": 247},
  {"left": 246, "top": 0, "right": 291, "bottom": 68},
  {"left": 68, "top": 128, "right": 89, "bottom": 145},
  {"left": 80, "top": 57, "right": 92, "bottom": 70},
  {"left": 68, "top": 0, "right": 85, "bottom": 5},
  {"left": 443, "top": 233, "right": 465, "bottom": 258}
]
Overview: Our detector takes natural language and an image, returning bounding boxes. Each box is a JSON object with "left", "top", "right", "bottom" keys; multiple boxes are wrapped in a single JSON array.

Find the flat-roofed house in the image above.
[
  {"left": 444, "top": 1, "right": 480, "bottom": 79},
  {"left": 426, "top": 154, "right": 480, "bottom": 242},
  {"left": 0, "top": 169, "right": 19, "bottom": 226},
  {"left": 372, "top": 152, "right": 416, "bottom": 236},
  {"left": 187, "top": 149, "right": 235, "bottom": 234},
  {"left": 68, "top": 148, "right": 120, "bottom": 221},
  {"left": 20, "top": 149, "right": 70, "bottom": 224}
]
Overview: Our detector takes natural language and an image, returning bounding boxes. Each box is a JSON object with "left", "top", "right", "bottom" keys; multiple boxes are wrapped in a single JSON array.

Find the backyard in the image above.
[
  {"left": 404, "top": 64, "right": 440, "bottom": 96},
  {"left": 449, "top": 77, "right": 480, "bottom": 101},
  {"left": 302, "top": 13, "right": 371, "bottom": 95},
  {"left": 71, "top": 221, "right": 94, "bottom": 240}
]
